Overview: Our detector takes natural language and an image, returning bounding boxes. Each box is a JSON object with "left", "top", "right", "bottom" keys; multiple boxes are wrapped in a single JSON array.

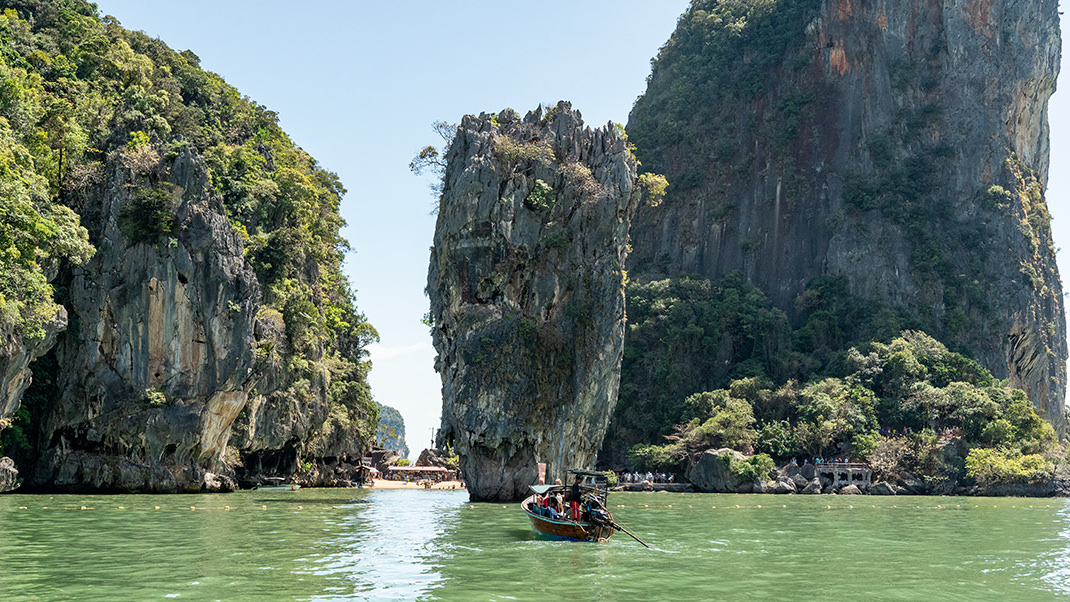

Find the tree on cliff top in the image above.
[{"left": 409, "top": 120, "right": 457, "bottom": 211}]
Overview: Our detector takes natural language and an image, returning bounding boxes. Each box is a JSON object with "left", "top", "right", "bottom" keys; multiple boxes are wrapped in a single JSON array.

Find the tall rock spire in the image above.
[{"left": 428, "top": 102, "right": 639, "bottom": 501}]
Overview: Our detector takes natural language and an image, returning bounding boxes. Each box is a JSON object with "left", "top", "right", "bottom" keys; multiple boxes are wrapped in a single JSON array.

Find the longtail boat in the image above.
[{"left": 521, "top": 469, "right": 649, "bottom": 547}]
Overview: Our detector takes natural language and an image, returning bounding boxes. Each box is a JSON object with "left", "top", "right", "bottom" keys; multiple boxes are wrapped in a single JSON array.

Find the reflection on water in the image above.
[
  {"left": 1037, "top": 504, "right": 1070, "bottom": 597},
  {"left": 1, "top": 490, "right": 1069, "bottom": 601},
  {"left": 305, "top": 489, "right": 466, "bottom": 600}
]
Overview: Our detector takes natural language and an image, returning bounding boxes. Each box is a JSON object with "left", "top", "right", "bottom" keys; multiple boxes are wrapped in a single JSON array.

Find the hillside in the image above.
[
  {"left": 609, "top": 0, "right": 1066, "bottom": 460},
  {"left": 0, "top": 0, "right": 377, "bottom": 491}
]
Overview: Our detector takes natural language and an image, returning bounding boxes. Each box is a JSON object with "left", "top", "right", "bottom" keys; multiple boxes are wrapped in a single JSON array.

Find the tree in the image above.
[
  {"left": 409, "top": 120, "right": 457, "bottom": 209},
  {"left": 638, "top": 172, "right": 669, "bottom": 206}
]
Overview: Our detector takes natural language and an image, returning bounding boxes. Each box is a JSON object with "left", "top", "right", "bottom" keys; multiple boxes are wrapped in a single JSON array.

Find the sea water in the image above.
[{"left": 1, "top": 488, "right": 1068, "bottom": 601}]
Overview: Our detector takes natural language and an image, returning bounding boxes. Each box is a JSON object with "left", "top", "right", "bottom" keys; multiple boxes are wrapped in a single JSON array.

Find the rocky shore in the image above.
[
  {"left": 0, "top": 457, "right": 17, "bottom": 493},
  {"left": 663, "top": 448, "right": 1070, "bottom": 497}
]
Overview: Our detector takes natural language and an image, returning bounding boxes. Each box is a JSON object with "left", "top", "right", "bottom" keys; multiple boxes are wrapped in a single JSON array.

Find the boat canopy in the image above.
[
  {"left": 529, "top": 484, "right": 556, "bottom": 495},
  {"left": 569, "top": 469, "right": 606, "bottom": 478}
]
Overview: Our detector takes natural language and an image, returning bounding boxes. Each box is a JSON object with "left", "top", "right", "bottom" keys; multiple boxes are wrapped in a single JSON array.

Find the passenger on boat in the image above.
[
  {"left": 571, "top": 475, "right": 582, "bottom": 520},
  {"left": 542, "top": 494, "right": 560, "bottom": 519}
]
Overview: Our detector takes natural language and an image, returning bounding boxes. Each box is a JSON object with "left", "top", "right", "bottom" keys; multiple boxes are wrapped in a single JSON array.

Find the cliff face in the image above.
[
  {"left": 24, "top": 149, "right": 257, "bottom": 491},
  {"left": 1, "top": 310, "right": 65, "bottom": 440},
  {"left": 428, "top": 102, "right": 639, "bottom": 501},
  {"left": 627, "top": 0, "right": 1065, "bottom": 424},
  {"left": 15, "top": 142, "right": 374, "bottom": 492},
  {"left": 0, "top": 1, "right": 378, "bottom": 491}
]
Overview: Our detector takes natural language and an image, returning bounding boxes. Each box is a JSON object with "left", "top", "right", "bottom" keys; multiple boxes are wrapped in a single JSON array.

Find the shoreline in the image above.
[{"left": 364, "top": 479, "right": 466, "bottom": 491}]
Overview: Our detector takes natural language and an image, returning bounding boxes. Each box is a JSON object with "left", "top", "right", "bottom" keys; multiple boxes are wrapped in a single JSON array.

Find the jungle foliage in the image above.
[
  {"left": 614, "top": 320, "right": 1060, "bottom": 488},
  {"left": 628, "top": 0, "right": 822, "bottom": 195},
  {"left": 603, "top": 272, "right": 915, "bottom": 462},
  {"left": 0, "top": 0, "right": 378, "bottom": 453}
]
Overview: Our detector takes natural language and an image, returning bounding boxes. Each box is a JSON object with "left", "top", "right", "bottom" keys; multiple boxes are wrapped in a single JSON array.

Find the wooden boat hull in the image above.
[{"left": 522, "top": 495, "right": 614, "bottom": 542}]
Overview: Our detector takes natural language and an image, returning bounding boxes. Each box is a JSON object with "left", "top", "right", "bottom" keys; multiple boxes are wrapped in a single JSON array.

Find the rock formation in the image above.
[
  {"left": 0, "top": 310, "right": 65, "bottom": 433},
  {"left": 686, "top": 448, "right": 752, "bottom": 493},
  {"left": 627, "top": 0, "right": 1065, "bottom": 424},
  {"left": 15, "top": 144, "right": 371, "bottom": 492},
  {"left": 0, "top": 3, "right": 377, "bottom": 492},
  {"left": 0, "top": 456, "right": 18, "bottom": 493},
  {"left": 428, "top": 102, "right": 639, "bottom": 502},
  {"left": 22, "top": 148, "right": 259, "bottom": 492}
]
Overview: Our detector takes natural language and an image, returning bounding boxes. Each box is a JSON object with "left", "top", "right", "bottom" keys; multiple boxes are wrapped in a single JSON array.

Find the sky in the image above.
[{"left": 91, "top": 1, "right": 1070, "bottom": 460}]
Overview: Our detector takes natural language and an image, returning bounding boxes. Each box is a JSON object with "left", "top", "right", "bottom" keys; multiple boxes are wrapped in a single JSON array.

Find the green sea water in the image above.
[{"left": 0, "top": 488, "right": 1068, "bottom": 601}]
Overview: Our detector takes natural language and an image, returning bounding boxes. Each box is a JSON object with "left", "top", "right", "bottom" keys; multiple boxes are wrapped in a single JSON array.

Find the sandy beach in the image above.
[{"left": 366, "top": 479, "right": 466, "bottom": 491}]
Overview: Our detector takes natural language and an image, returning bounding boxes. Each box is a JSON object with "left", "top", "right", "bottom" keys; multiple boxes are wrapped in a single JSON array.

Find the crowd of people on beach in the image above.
[{"left": 617, "top": 471, "right": 676, "bottom": 484}]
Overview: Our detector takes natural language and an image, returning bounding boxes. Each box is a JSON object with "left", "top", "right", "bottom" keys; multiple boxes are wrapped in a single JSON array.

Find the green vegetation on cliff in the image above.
[
  {"left": 0, "top": 4, "right": 96, "bottom": 345},
  {"left": 0, "top": 0, "right": 377, "bottom": 460},
  {"left": 603, "top": 272, "right": 913, "bottom": 463},
  {"left": 617, "top": 319, "right": 1061, "bottom": 489},
  {"left": 604, "top": 272, "right": 1062, "bottom": 488},
  {"left": 629, "top": 0, "right": 821, "bottom": 195},
  {"left": 624, "top": 0, "right": 1065, "bottom": 431}
]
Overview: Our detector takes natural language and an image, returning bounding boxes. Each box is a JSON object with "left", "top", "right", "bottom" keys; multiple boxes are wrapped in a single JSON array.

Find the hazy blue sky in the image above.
[{"left": 92, "top": 1, "right": 1070, "bottom": 459}]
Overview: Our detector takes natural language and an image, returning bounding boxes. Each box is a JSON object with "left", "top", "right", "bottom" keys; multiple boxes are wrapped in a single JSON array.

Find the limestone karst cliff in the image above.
[
  {"left": 625, "top": 0, "right": 1066, "bottom": 426},
  {"left": 428, "top": 102, "right": 639, "bottom": 502},
  {"left": 0, "top": 1, "right": 377, "bottom": 491},
  {"left": 29, "top": 147, "right": 261, "bottom": 491}
]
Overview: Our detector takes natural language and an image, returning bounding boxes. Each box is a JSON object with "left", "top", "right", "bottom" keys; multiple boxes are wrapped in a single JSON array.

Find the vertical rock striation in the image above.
[
  {"left": 428, "top": 102, "right": 639, "bottom": 501},
  {"left": 30, "top": 147, "right": 260, "bottom": 491},
  {"left": 18, "top": 142, "right": 375, "bottom": 492},
  {"left": 627, "top": 0, "right": 1065, "bottom": 425}
]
